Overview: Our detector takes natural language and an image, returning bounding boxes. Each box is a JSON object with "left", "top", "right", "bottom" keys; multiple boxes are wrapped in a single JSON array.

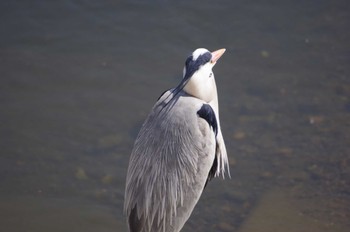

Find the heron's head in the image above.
[{"left": 182, "top": 48, "right": 225, "bottom": 102}]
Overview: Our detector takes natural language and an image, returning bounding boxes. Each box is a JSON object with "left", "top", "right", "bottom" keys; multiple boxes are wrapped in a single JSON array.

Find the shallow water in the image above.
[{"left": 1, "top": 0, "right": 349, "bottom": 231}]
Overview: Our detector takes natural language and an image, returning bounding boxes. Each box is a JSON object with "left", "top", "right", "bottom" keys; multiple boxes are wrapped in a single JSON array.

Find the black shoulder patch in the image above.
[
  {"left": 198, "top": 104, "right": 219, "bottom": 189},
  {"left": 197, "top": 104, "right": 218, "bottom": 136}
]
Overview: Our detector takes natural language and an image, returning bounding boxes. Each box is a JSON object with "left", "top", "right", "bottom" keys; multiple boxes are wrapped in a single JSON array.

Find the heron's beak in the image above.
[{"left": 211, "top": 48, "right": 226, "bottom": 64}]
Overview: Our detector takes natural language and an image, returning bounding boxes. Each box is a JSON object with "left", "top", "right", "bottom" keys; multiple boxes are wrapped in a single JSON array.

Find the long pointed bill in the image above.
[{"left": 211, "top": 48, "right": 226, "bottom": 64}]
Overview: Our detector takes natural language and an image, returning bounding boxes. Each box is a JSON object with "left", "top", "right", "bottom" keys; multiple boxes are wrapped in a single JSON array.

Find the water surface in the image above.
[{"left": 1, "top": 0, "right": 349, "bottom": 231}]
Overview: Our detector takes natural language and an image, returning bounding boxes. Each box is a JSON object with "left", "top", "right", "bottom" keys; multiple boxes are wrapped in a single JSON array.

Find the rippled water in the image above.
[{"left": 1, "top": 0, "right": 349, "bottom": 231}]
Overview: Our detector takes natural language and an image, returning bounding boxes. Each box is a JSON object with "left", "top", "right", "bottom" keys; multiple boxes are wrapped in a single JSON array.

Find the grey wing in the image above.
[{"left": 124, "top": 96, "right": 217, "bottom": 232}]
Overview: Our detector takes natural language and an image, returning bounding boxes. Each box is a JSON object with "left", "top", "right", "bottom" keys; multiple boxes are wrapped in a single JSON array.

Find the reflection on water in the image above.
[{"left": 1, "top": 0, "right": 349, "bottom": 231}]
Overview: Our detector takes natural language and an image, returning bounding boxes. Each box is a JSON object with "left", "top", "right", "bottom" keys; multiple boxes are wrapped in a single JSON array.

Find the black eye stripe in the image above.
[
  {"left": 194, "top": 52, "right": 211, "bottom": 65},
  {"left": 184, "top": 52, "right": 212, "bottom": 80}
]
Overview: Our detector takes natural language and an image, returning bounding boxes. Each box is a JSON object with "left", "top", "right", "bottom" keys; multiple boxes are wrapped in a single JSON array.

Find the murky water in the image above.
[{"left": 1, "top": 0, "right": 349, "bottom": 231}]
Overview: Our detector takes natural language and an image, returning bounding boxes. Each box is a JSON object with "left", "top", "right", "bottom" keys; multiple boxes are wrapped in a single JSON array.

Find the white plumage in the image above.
[{"left": 124, "top": 48, "right": 230, "bottom": 232}]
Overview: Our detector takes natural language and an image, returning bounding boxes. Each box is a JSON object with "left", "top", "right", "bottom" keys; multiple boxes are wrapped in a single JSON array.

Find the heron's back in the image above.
[{"left": 124, "top": 91, "right": 216, "bottom": 232}]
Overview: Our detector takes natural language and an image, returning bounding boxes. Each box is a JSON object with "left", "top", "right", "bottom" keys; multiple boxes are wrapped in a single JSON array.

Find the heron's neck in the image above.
[{"left": 208, "top": 81, "right": 220, "bottom": 129}]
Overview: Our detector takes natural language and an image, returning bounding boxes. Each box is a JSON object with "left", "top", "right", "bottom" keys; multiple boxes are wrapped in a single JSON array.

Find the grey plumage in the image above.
[{"left": 124, "top": 48, "right": 230, "bottom": 232}]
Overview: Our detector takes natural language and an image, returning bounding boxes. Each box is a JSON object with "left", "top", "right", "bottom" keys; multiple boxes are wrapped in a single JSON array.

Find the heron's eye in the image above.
[{"left": 209, "top": 72, "right": 213, "bottom": 78}]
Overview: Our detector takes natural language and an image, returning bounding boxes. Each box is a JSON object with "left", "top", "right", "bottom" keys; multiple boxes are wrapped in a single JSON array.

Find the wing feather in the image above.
[{"left": 124, "top": 92, "right": 216, "bottom": 232}]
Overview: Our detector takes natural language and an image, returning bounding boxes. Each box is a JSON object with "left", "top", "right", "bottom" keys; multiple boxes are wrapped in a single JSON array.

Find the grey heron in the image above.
[{"left": 124, "top": 48, "right": 230, "bottom": 232}]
